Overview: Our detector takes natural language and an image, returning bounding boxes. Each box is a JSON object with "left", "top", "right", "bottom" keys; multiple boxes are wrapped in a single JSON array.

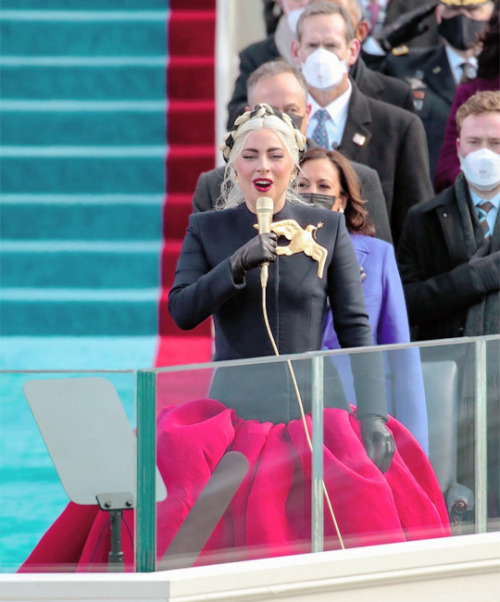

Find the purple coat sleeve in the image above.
[{"left": 323, "top": 235, "right": 429, "bottom": 452}]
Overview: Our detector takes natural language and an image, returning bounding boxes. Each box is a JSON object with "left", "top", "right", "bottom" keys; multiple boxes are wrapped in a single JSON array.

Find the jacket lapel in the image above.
[
  {"left": 423, "top": 46, "right": 456, "bottom": 105},
  {"left": 338, "top": 82, "right": 372, "bottom": 162},
  {"left": 352, "top": 234, "right": 369, "bottom": 267},
  {"left": 426, "top": 191, "right": 469, "bottom": 265}
]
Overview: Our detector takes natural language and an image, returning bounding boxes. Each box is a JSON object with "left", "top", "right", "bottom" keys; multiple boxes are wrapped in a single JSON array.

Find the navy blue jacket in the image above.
[{"left": 169, "top": 201, "right": 388, "bottom": 422}]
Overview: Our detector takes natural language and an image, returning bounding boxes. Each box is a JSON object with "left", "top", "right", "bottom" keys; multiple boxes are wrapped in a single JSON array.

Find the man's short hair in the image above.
[
  {"left": 296, "top": 0, "right": 356, "bottom": 44},
  {"left": 247, "top": 59, "right": 309, "bottom": 105},
  {"left": 440, "top": 0, "right": 491, "bottom": 7},
  {"left": 456, "top": 90, "right": 500, "bottom": 134}
]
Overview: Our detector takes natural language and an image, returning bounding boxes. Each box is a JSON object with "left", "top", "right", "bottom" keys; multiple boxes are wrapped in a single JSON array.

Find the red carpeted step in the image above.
[
  {"left": 158, "top": 289, "right": 212, "bottom": 337},
  {"left": 167, "top": 145, "right": 215, "bottom": 194},
  {"left": 161, "top": 239, "right": 183, "bottom": 287},
  {"left": 168, "top": 100, "right": 215, "bottom": 146},
  {"left": 155, "top": 335, "right": 213, "bottom": 370},
  {"left": 167, "top": 56, "right": 215, "bottom": 100},
  {"left": 155, "top": 0, "right": 216, "bottom": 368},
  {"left": 171, "top": 0, "right": 215, "bottom": 10},
  {"left": 163, "top": 193, "right": 192, "bottom": 240},
  {"left": 168, "top": 11, "right": 216, "bottom": 57}
]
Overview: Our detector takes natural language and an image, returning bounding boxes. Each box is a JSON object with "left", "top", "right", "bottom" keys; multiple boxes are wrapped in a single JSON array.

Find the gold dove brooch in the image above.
[{"left": 255, "top": 219, "right": 328, "bottom": 278}]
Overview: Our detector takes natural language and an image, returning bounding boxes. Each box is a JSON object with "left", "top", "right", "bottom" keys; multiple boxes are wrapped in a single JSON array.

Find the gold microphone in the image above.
[{"left": 256, "top": 196, "right": 274, "bottom": 288}]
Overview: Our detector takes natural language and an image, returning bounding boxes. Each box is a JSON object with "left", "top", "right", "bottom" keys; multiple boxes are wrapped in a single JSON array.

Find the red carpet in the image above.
[{"left": 154, "top": 0, "right": 216, "bottom": 368}]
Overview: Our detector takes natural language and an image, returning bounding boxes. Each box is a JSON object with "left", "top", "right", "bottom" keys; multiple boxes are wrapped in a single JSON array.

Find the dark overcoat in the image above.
[
  {"left": 169, "top": 200, "right": 388, "bottom": 422},
  {"left": 382, "top": 44, "right": 456, "bottom": 179}
]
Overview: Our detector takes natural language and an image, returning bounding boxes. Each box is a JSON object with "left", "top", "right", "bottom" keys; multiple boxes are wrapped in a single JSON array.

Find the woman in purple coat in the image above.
[{"left": 297, "top": 147, "right": 429, "bottom": 453}]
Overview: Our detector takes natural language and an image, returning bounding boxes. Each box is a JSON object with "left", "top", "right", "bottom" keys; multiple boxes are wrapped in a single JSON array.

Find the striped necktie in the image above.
[
  {"left": 311, "top": 109, "right": 330, "bottom": 149},
  {"left": 459, "top": 61, "right": 477, "bottom": 84},
  {"left": 477, "top": 200, "right": 494, "bottom": 239}
]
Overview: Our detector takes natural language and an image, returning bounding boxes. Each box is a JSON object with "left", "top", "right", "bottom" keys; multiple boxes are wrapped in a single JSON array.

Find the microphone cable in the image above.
[{"left": 260, "top": 284, "right": 345, "bottom": 550}]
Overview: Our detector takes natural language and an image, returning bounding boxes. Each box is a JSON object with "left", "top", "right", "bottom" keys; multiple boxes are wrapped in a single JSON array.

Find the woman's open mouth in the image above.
[{"left": 253, "top": 178, "right": 273, "bottom": 193}]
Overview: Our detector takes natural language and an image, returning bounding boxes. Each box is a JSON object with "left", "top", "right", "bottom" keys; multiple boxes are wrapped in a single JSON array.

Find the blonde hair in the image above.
[
  {"left": 218, "top": 104, "right": 307, "bottom": 209},
  {"left": 456, "top": 90, "right": 500, "bottom": 134}
]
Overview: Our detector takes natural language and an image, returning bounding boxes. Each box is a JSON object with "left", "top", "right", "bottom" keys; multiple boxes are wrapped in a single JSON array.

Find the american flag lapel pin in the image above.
[{"left": 352, "top": 133, "right": 366, "bottom": 146}]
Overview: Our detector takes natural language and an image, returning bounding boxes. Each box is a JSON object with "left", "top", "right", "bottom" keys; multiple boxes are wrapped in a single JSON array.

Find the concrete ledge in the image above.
[{"left": 2, "top": 532, "right": 499, "bottom": 601}]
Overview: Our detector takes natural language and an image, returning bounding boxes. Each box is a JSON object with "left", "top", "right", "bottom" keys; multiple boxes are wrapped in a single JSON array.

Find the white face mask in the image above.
[
  {"left": 287, "top": 8, "right": 304, "bottom": 34},
  {"left": 459, "top": 147, "right": 500, "bottom": 191},
  {"left": 301, "top": 47, "right": 347, "bottom": 90}
]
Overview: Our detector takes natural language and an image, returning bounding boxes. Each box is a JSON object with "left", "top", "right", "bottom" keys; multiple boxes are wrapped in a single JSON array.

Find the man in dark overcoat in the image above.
[{"left": 397, "top": 90, "right": 500, "bottom": 521}]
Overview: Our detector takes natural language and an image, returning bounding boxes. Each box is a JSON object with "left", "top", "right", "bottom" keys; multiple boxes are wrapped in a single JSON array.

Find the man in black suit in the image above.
[
  {"left": 367, "top": 0, "right": 494, "bottom": 179},
  {"left": 226, "top": 0, "right": 415, "bottom": 130},
  {"left": 292, "top": 1, "right": 433, "bottom": 244},
  {"left": 397, "top": 90, "right": 500, "bottom": 342},
  {"left": 397, "top": 90, "right": 500, "bottom": 518},
  {"left": 193, "top": 59, "right": 393, "bottom": 243}
]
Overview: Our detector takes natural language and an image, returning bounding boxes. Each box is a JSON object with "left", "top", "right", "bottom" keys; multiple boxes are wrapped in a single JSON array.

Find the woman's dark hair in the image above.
[
  {"left": 300, "top": 147, "right": 376, "bottom": 237},
  {"left": 477, "top": 0, "right": 499, "bottom": 79}
]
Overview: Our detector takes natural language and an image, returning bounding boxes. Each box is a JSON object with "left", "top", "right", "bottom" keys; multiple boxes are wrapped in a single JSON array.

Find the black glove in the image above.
[
  {"left": 230, "top": 233, "right": 278, "bottom": 283},
  {"left": 360, "top": 414, "right": 395, "bottom": 473},
  {"left": 375, "top": 1, "right": 438, "bottom": 52},
  {"left": 470, "top": 249, "right": 500, "bottom": 295}
]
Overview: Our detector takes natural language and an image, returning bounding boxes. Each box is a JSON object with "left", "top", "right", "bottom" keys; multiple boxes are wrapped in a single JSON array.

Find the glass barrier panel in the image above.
[
  {"left": 3, "top": 335, "right": 497, "bottom": 574},
  {"left": 136, "top": 336, "right": 499, "bottom": 572},
  {"left": 0, "top": 370, "right": 137, "bottom": 574},
  {"left": 153, "top": 355, "right": 322, "bottom": 569},
  {"left": 416, "top": 335, "right": 499, "bottom": 536}
]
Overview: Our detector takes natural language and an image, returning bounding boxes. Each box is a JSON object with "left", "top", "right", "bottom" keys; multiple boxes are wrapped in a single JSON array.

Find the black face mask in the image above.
[
  {"left": 438, "top": 14, "right": 487, "bottom": 51},
  {"left": 298, "top": 192, "right": 337, "bottom": 210}
]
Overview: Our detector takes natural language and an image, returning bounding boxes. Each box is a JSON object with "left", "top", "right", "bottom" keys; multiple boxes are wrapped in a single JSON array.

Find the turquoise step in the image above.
[
  {"left": 1, "top": 241, "right": 162, "bottom": 288},
  {"left": 1, "top": 18, "right": 166, "bottom": 57},
  {"left": 0, "top": 156, "right": 165, "bottom": 194},
  {"left": 0, "top": 336, "right": 158, "bottom": 371},
  {"left": 0, "top": 289, "right": 159, "bottom": 335},
  {"left": 0, "top": 196, "right": 163, "bottom": 240},
  {"left": 0, "top": 1, "right": 167, "bottom": 9},
  {"left": 1, "top": 110, "right": 165, "bottom": 146},
  {"left": 0, "top": 64, "right": 165, "bottom": 100}
]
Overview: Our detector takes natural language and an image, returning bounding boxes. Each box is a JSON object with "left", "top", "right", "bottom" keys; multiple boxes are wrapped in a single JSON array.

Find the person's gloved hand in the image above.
[
  {"left": 360, "top": 414, "right": 395, "bottom": 473},
  {"left": 230, "top": 232, "right": 278, "bottom": 283},
  {"left": 470, "top": 248, "right": 500, "bottom": 295},
  {"left": 375, "top": 1, "right": 438, "bottom": 52}
]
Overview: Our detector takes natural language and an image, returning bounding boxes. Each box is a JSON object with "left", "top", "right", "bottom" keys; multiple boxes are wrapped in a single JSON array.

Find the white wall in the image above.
[{"left": 215, "top": 1, "right": 266, "bottom": 166}]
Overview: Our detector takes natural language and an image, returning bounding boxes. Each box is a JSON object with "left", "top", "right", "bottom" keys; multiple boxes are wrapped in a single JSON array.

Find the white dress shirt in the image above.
[{"left": 307, "top": 81, "right": 352, "bottom": 150}]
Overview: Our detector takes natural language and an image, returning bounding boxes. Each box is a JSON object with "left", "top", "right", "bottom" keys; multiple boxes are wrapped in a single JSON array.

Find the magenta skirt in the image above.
[{"left": 20, "top": 399, "right": 450, "bottom": 572}]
